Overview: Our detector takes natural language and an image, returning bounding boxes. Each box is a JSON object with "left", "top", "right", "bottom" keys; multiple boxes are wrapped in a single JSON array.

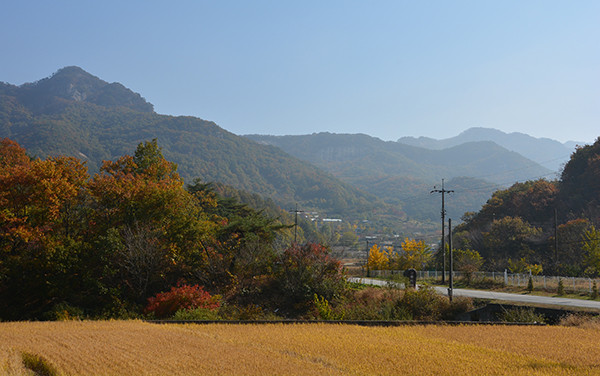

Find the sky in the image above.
[{"left": 1, "top": 1, "right": 598, "bottom": 144}]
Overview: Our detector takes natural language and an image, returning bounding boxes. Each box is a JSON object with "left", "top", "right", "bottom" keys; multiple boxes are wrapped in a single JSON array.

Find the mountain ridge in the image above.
[
  {"left": 0, "top": 67, "right": 386, "bottom": 221},
  {"left": 398, "top": 127, "right": 579, "bottom": 171}
]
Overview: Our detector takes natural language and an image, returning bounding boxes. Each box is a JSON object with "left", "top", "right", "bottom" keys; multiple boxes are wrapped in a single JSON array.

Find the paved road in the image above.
[{"left": 349, "top": 277, "right": 600, "bottom": 310}]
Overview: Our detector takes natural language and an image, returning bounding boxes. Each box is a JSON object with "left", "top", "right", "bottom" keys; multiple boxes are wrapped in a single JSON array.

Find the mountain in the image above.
[
  {"left": 247, "top": 132, "right": 551, "bottom": 185},
  {"left": 1, "top": 66, "right": 154, "bottom": 114},
  {"left": 245, "top": 132, "right": 551, "bottom": 221},
  {"left": 398, "top": 127, "right": 578, "bottom": 171},
  {"left": 0, "top": 67, "right": 386, "bottom": 219}
]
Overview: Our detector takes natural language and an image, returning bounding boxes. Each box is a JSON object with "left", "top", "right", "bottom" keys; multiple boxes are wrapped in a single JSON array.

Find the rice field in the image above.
[{"left": 1, "top": 321, "right": 599, "bottom": 375}]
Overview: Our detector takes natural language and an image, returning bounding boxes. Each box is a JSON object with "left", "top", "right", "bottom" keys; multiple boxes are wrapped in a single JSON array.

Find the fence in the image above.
[{"left": 354, "top": 269, "right": 600, "bottom": 295}]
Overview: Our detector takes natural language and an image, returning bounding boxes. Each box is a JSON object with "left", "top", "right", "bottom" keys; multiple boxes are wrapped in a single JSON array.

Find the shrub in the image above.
[
  {"left": 559, "top": 313, "right": 600, "bottom": 329},
  {"left": 393, "top": 286, "right": 446, "bottom": 320},
  {"left": 218, "top": 304, "right": 282, "bottom": 320},
  {"left": 392, "top": 286, "right": 473, "bottom": 321},
  {"left": 44, "top": 302, "right": 84, "bottom": 321},
  {"left": 527, "top": 276, "right": 534, "bottom": 292},
  {"left": 557, "top": 279, "right": 565, "bottom": 295},
  {"left": 272, "top": 243, "right": 347, "bottom": 314},
  {"left": 314, "top": 294, "right": 345, "bottom": 320},
  {"left": 498, "top": 307, "right": 545, "bottom": 323},
  {"left": 145, "top": 284, "right": 220, "bottom": 319},
  {"left": 335, "top": 288, "right": 399, "bottom": 320},
  {"left": 172, "top": 307, "right": 221, "bottom": 321}
]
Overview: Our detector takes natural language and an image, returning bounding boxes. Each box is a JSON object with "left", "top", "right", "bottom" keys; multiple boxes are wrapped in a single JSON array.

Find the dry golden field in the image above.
[{"left": 1, "top": 320, "right": 599, "bottom": 375}]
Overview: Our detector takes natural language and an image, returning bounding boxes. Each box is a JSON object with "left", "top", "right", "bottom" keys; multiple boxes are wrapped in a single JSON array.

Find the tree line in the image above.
[{"left": 0, "top": 138, "right": 346, "bottom": 320}]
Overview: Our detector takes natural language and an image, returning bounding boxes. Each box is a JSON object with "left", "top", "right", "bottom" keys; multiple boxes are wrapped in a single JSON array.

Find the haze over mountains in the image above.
[
  {"left": 0, "top": 66, "right": 579, "bottom": 227},
  {"left": 398, "top": 127, "right": 579, "bottom": 171}
]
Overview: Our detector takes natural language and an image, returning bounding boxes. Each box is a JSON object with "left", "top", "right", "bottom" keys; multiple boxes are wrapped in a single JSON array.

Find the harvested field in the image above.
[{"left": 1, "top": 321, "right": 599, "bottom": 375}]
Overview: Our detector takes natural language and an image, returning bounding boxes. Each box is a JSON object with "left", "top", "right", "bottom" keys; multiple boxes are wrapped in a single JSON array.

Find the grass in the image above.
[{"left": 1, "top": 321, "right": 600, "bottom": 375}]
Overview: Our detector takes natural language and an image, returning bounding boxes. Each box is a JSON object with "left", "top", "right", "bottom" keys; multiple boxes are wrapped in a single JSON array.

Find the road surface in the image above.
[{"left": 348, "top": 277, "right": 600, "bottom": 310}]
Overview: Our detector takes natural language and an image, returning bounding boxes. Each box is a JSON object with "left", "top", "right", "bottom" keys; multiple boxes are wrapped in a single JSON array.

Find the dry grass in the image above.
[{"left": 1, "top": 320, "right": 600, "bottom": 375}]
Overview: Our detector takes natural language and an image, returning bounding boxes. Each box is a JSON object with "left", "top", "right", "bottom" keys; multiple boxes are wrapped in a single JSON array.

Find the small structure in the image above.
[{"left": 403, "top": 268, "right": 417, "bottom": 288}]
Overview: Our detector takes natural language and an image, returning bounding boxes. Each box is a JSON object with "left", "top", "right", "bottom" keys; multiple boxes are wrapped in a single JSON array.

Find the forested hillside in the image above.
[
  {"left": 0, "top": 67, "right": 386, "bottom": 219},
  {"left": 247, "top": 132, "right": 549, "bottom": 185},
  {"left": 453, "top": 138, "right": 600, "bottom": 276},
  {"left": 246, "top": 133, "right": 547, "bottom": 220}
]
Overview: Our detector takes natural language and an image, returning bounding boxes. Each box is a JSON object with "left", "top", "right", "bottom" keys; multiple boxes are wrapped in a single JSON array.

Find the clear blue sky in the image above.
[{"left": 1, "top": 1, "right": 598, "bottom": 143}]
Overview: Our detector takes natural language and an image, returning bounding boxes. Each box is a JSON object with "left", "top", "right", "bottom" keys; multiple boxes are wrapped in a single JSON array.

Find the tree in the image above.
[
  {"left": 367, "top": 244, "right": 390, "bottom": 270},
  {"left": 87, "top": 140, "right": 210, "bottom": 302},
  {"left": 273, "top": 243, "right": 346, "bottom": 314},
  {"left": 454, "top": 248, "right": 484, "bottom": 285},
  {"left": 559, "top": 138, "right": 600, "bottom": 220},
  {"left": 583, "top": 226, "right": 600, "bottom": 277},
  {"left": 393, "top": 238, "right": 432, "bottom": 270},
  {"left": 507, "top": 257, "right": 542, "bottom": 275},
  {"left": 0, "top": 139, "right": 89, "bottom": 319},
  {"left": 554, "top": 218, "right": 590, "bottom": 274},
  {"left": 482, "top": 216, "right": 542, "bottom": 270}
]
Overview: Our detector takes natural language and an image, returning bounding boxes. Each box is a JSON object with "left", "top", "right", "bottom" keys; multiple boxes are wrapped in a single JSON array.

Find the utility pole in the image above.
[
  {"left": 289, "top": 204, "right": 304, "bottom": 244},
  {"left": 365, "top": 235, "right": 376, "bottom": 278},
  {"left": 448, "top": 218, "right": 454, "bottom": 302},
  {"left": 431, "top": 179, "right": 453, "bottom": 284},
  {"left": 366, "top": 238, "right": 370, "bottom": 278},
  {"left": 554, "top": 208, "right": 559, "bottom": 267}
]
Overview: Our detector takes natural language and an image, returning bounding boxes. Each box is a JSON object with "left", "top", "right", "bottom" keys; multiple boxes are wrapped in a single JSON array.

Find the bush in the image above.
[
  {"left": 44, "top": 302, "right": 84, "bottom": 321},
  {"left": 172, "top": 307, "right": 221, "bottom": 321},
  {"left": 335, "top": 288, "right": 399, "bottom": 320},
  {"left": 557, "top": 279, "right": 565, "bottom": 295},
  {"left": 559, "top": 313, "right": 600, "bottom": 329},
  {"left": 218, "top": 304, "right": 282, "bottom": 321},
  {"left": 272, "top": 243, "right": 347, "bottom": 314},
  {"left": 393, "top": 286, "right": 474, "bottom": 321},
  {"left": 145, "top": 284, "right": 220, "bottom": 319},
  {"left": 393, "top": 286, "right": 447, "bottom": 320},
  {"left": 498, "top": 307, "right": 545, "bottom": 323}
]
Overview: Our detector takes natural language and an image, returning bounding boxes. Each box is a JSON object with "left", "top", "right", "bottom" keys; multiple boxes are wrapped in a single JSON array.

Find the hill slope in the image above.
[
  {"left": 0, "top": 67, "right": 383, "bottom": 218},
  {"left": 247, "top": 132, "right": 550, "bottom": 185},
  {"left": 246, "top": 133, "right": 550, "bottom": 220}
]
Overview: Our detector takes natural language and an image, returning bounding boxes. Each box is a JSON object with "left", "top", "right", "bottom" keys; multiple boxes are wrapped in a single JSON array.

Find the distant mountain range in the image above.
[
  {"left": 245, "top": 132, "right": 555, "bottom": 220},
  {"left": 398, "top": 127, "right": 579, "bottom": 171},
  {"left": 0, "top": 66, "right": 580, "bottom": 226}
]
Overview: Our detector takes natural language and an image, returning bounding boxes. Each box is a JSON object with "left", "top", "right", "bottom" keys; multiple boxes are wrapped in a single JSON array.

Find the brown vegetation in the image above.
[{"left": 2, "top": 321, "right": 600, "bottom": 375}]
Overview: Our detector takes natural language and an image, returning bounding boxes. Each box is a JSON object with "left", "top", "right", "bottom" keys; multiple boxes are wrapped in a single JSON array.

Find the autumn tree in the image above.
[
  {"left": 393, "top": 238, "right": 432, "bottom": 270},
  {"left": 88, "top": 139, "right": 210, "bottom": 303},
  {"left": 272, "top": 243, "right": 346, "bottom": 314},
  {"left": 0, "top": 139, "right": 89, "bottom": 319},
  {"left": 507, "top": 257, "right": 543, "bottom": 275},
  {"left": 367, "top": 244, "right": 390, "bottom": 270}
]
